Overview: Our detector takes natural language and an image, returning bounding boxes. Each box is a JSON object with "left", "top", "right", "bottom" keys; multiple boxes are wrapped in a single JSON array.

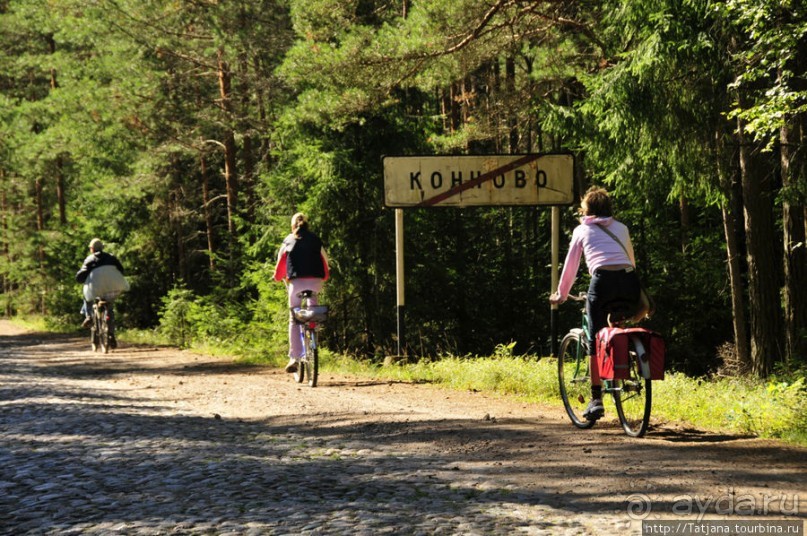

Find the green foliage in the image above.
[
  {"left": 717, "top": 0, "right": 807, "bottom": 147},
  {"left": 240, "top": 258, "right": 293, "bottom": 359},
  {"left": 1, "top": 0, "right": 804, "bottom": 387},
  {"left": 492, "top": 341, "right": 518, "bottom": 359},
  {"left": 42, "top": 283, "right": 82, "bottom": 329},
  {"left": 158, "top": 287, "right": 195, "bottom": 348},
  {"left": 654, "top": 372, "right": 807, "bottom": 442},
  {"left": 157, "top": 284, "right": 264, "bottom": 351}
]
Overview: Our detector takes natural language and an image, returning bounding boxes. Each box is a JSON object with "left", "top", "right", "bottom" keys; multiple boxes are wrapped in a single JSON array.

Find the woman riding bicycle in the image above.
[
  {"left": 549, "top": 187, "right": 640, "bottom": 421},
  {"left": 272, "top": 213, "right": 330, "bottom": 374}
]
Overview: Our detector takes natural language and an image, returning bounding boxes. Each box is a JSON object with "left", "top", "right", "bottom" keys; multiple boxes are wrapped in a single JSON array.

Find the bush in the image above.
[
  {"left": 156, "top": 280, "right": 288, "bottom": 360},
  {"left": 158, "top": 287, "right": 195, "bottom": 348}
]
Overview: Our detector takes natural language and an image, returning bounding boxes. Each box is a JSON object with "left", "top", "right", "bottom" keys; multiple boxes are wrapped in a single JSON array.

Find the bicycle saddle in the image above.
[
  {"left": 604, "top": 299, "right": 635, "bottom": 325},
  {"left": 296, "top": 290, "right": 315, "bottom": 299}
]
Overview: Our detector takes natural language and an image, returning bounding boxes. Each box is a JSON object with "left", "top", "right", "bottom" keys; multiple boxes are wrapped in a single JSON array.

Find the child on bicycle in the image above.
[
  {"left": 273, "top": 213, "right": 330, "bottom": 373},
  {"left": 549, "top": 187, "right": 641, "bottom": 421}
]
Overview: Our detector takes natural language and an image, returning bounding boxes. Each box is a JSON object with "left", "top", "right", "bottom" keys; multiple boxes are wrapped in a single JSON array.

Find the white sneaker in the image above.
[
  {"left": 583, "top": 398, "right": 605, "bottom": 421},
  {"left": 284, "top": 359, "right": 298, "bottom": 373}
]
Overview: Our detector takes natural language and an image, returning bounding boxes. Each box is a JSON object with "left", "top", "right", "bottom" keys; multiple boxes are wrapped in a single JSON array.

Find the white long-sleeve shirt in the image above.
[{"left": 556, "top": 215, "right": 635, "bottom": 301}]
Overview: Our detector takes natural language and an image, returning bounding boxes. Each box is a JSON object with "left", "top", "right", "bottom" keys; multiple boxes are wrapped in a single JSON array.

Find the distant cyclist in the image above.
[
  {"left": 76, "top": 238, "right": 127, "bottom": 346},
  {"left": 549, "top": 187, "right": 640, "bottom": 421},
  {"left": 273, "top": 213, "right": 330, "bottom": 374}
]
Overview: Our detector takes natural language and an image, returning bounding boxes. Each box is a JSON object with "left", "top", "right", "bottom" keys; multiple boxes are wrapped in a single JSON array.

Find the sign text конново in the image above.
[{"left": 383, "top": 154, "right": 575, "bottom": 208}]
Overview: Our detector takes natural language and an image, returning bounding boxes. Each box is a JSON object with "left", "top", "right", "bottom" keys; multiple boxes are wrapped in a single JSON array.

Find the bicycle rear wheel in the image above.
[
  {"left": 291, "top": 322, "right": 306, "bottom": 383},
  {"left": 613, "top": 338, "right": 652, "bottom": 437},
  {"left": 90, "top": 312, "right": 99, "bottom": 352},
  {"left": 305, "top": 328, "right": 319, "bottom": 387},
  {"left": 558, "top": 331, "right": 596, "bottom": 429},
  {"left": 98, "top": 306, "right": 110, "bottom": 355}
]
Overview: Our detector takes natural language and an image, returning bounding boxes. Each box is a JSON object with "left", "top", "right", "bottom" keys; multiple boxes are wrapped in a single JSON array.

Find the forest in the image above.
[{"left": 0, "top": 0, "right": 805, "bottom": 379}]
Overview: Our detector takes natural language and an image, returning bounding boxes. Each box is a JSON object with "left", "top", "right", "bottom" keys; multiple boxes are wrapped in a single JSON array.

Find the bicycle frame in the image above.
[
  {"left": 291, "top": 291, "right": 325, "bottom": 387},
  {"left": 91, "top": 298, "right": 112, "bottom": 354},
  {"left": 557, "top": 294, "right": 653, "bottom": 437}
]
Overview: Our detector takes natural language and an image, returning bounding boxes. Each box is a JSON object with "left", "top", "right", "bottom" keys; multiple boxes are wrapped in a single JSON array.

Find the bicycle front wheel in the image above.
[
  {"left": 293, "top": 364, "right": 305, "bottom": 383},
  {"left": 293, "top": 358, "right": 305, "bottom": 384},
  {"left": 304, "top": 328, "right": 318, "bottom": 387},
  {"left": 558, "top": 331, "right": 596, "bottom": 429},
  {"left": 613, "top": 339, "right": 652, "bottom": 437}
]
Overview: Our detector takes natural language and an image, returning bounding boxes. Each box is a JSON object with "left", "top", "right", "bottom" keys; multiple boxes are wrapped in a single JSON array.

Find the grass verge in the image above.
[{"left": 321, "top": 352, "right": 806, "bottom": 446}]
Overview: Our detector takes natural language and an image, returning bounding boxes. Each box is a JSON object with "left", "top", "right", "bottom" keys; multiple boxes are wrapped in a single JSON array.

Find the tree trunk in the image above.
[
  {"left": 1, "top": 177, "right": 11, "bottom": 316},
  {"left": 252, "top": 56, "right": 270, "bottom": 167},
  {"left": 242, "top": 135, "right": 256, "bottom": 223},
  {"left": 737, "top": 109, "right": 783, "bottom": 376},
  {"left": 506, "top": 56, "right": 517, "bottom": 153},
  {"left": 47, "top": 34, "right": 58, "bottom": 90},
  {"left": 492, "top": 60, "right": 502, "bottom": 153},
  {"left": 679, "top": 193, "right": 690, "bottom": 254},
  {"left": 716, "top": 127, "right": 751, "bottom": 369},
  {"left": 217, "top": 48, "right": 238, "bottom": 241},
  {"left": 450, "top": 82, "right": 461, "bottom": 134},
  {"left": 237, "top": 53, "right": 256, "bottom": 223},
  {"left": 47, "top": 35, "right": 67, "bottom": 226},
  {"left": 170, "top": 189, "right": 187, "bottom": 283},
  {"left": 34, "top": 177, "right": 45, "bottom": 267},
  {"left": 200, "top": 150, "right": 215, "bottom": 272},
  {"left": 781, "top": 114, "right": 807, "bottom": 363},
  {"left": 55, "top": 156, "right": 66, "bottom": 225},
  {"left": 439, "top": 88, "right": 449, "bottom": 133}
]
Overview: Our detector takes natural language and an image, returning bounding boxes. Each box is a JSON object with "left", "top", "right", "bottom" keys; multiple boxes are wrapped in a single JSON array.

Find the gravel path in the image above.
[{"left": 1, "top": 322, "right": 804, "bottom": 535}]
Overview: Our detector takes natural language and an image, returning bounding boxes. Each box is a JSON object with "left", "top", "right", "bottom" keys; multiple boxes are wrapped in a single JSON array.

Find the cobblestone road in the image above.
[{"left": 1, "top": 325, "right": 804, "bottom": 535}]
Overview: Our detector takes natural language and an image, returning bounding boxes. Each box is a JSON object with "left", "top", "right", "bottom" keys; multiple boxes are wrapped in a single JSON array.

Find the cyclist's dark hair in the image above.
[{"left": 581, "top": 187, "right": 612, "bottom": 217}]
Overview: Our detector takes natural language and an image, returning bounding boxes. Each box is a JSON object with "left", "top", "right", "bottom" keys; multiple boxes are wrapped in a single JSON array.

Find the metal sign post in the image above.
[
  {"left": 383, "top": 153, "right": 575, "bottom": 358},
  {"left": 395, "top": 208, "right": 406, "bottom": 356},
  {"left": 551, "top": 206, "right": 561, "bottom": 356}
]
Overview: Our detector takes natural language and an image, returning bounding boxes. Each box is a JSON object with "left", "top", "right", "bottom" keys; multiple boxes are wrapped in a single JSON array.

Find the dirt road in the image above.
[{"left": 1, "top": 321, "right": 804, "bottom": 534}]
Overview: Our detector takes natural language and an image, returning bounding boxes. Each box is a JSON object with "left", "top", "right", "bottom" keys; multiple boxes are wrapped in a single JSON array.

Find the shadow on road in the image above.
[{"left": 2, "top": 325, "right": 805, "bottom": 534}]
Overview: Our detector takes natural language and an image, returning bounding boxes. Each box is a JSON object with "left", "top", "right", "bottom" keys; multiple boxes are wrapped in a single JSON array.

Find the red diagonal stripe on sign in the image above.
[{"left": 416, "top": 154, "right": 541, "bottom": 207}]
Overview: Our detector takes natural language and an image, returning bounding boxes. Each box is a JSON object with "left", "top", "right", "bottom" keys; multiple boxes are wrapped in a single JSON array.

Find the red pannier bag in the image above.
[
  {"left": 596, "top": 327, "right": 666, "bottom": 380},
  {"left": 596, "top": 327, "right": 631, "bottom": 380}
]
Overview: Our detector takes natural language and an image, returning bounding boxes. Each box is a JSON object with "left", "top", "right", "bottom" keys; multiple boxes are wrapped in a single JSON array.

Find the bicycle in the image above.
[
  {"left": 290, "top": 290, "right": 328, "bottom": 387},
  {"left": 557, "top": 293, "right": 652, "bottom": 437},
  {"left": 90, "top": 297, "right": 117, "bottom": 354}
]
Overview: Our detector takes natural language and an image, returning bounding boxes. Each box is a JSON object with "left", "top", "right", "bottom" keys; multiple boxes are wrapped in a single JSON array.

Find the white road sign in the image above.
[{"left": 383, "top": 153, "right": 575, "bottom": 207}]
